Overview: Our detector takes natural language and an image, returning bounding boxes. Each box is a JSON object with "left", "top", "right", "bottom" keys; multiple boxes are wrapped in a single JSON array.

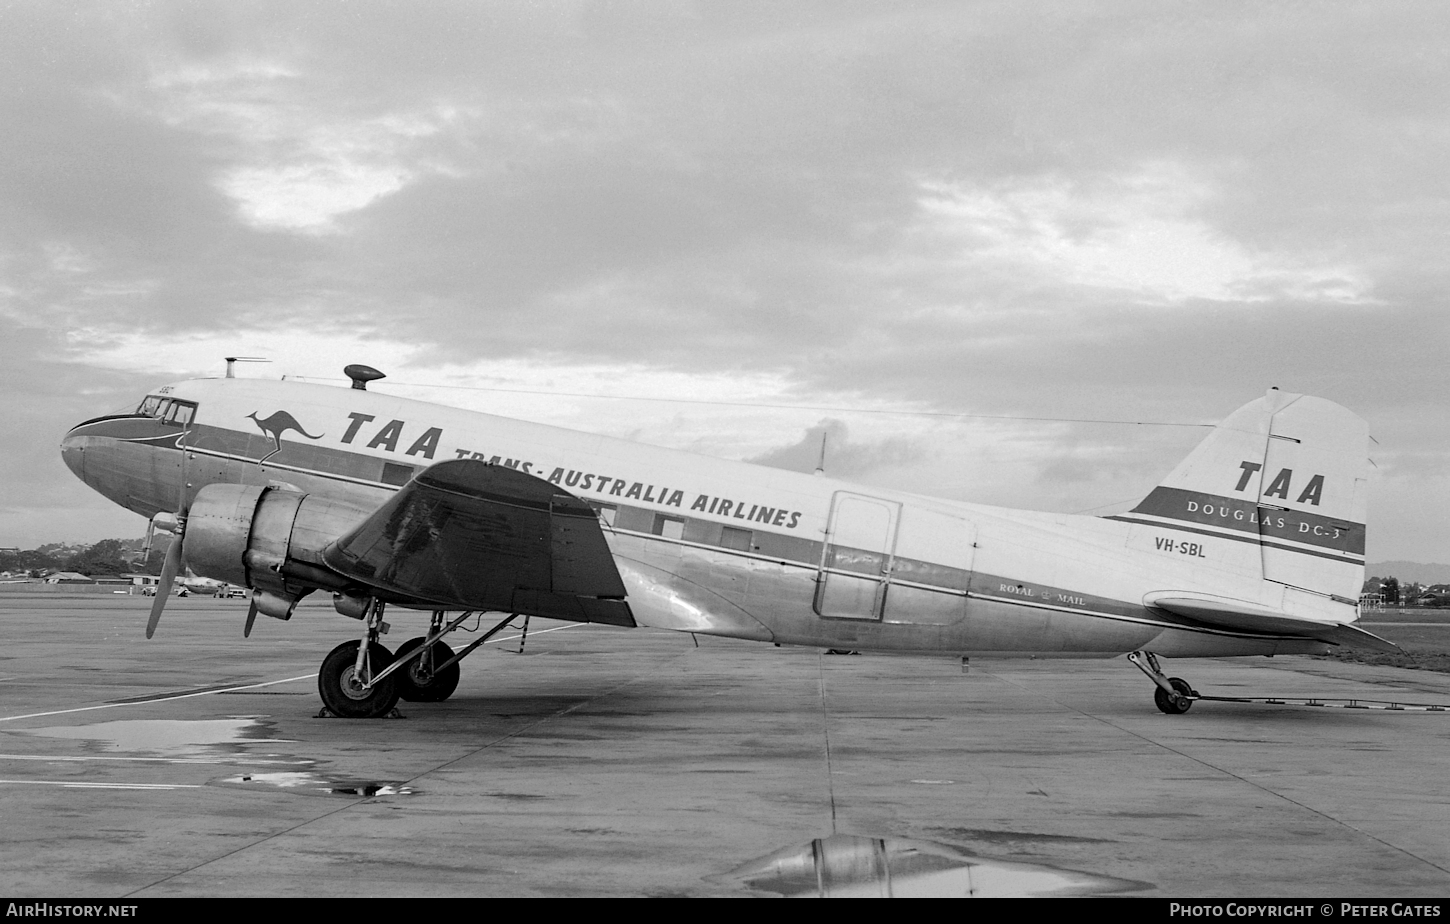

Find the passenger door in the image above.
[{"left": 814, "top": 492, "right": 901, "bottom": 620}]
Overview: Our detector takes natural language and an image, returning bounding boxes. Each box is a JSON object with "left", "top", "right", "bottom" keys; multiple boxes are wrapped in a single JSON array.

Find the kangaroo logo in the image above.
[{"left": 248, "top": 410, "right": 324, "bottom": 463}]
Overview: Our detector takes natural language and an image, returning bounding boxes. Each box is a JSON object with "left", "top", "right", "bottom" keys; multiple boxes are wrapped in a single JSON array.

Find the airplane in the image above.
[{"left": 60, "top": 363, "right": 1394, "bottom": 718}]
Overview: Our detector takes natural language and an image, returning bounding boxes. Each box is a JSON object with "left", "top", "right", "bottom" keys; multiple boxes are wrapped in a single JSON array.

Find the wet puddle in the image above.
[
  {"left": 16, "top": 716, "right": 284, "bottom": 758},
  {"left": 13, "top": 717, "right": 413, "bottom": 797},
  {"left": 723, "top": 834, "right": 1149, "bottom": 898},
  {"left": 221, "top": 771, "right": 415, "bottom": 797}
]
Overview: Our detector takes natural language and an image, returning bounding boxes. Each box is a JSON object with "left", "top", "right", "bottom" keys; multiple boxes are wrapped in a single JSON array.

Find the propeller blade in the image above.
[
  {"left": 243, "top": 599, "right": 258, "bottom": 638},
  {"left": 146, "top": 536, "right": 184, "bottom": 639}
]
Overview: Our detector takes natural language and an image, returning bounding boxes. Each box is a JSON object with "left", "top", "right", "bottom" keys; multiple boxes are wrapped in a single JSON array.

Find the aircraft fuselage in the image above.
[{"left": 62, "top": 376, "right": 1343, "bottom": 659}]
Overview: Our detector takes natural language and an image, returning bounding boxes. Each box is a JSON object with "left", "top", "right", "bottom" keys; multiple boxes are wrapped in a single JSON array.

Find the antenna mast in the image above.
[{"left": 224, "top": 356, "right": 270, "bottom": 378}]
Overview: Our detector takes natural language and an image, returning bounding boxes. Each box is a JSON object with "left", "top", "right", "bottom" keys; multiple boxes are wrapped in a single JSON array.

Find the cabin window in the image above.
[
  {"left": 720, "top": 526, "right": 752, "bottom": 552},
  {"left": 587, "top": 502, "right": 618, "bottom": 527},
  {"left": 652, "top": 514, "right": 685, "bottom": 540},
  {"left": 381, "top": 462, "right": 415, "bottom": 486}
]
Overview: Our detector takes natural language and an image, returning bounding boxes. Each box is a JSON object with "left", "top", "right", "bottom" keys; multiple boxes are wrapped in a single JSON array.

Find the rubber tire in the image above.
[
  {"left": 318, "top": 640, "right": 400, "bottom": 718},
  {"left": 1154, "top": 677, "right": 1195, "bottom": 715},
  {"left": 393, "top": 636, "right": 461, "bottom": 703}
]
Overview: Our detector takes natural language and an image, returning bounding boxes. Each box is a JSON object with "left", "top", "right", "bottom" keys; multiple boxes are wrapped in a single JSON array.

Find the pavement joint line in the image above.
[
  {"left": 818, "top": 655, "right": 838, "bottom": 836},
  {"left": 0, "top": 779, "right": 204, "bottom": 790},
  {"left": 0, "top": 674, "right": 320, "bottom": 723},
  {"left": 0, "top": 624, "right": 578, "bottom": 726},
  {"left": 989, "top": 665, "right": 1450, "bottom": 882},
  {"left": 120, "top": 634, "right": 686, "bottom": 898},
  {"left": 0, "top": 754, "right": 298, "bottom": 765}
]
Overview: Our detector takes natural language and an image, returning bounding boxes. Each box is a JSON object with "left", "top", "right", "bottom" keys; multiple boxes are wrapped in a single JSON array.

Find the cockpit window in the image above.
[
  {"left": 161, "top": 400, "right": 196, "bottom": 427},
  {"left": 136, "top": 395, "right": 198, "bottom": 426}
]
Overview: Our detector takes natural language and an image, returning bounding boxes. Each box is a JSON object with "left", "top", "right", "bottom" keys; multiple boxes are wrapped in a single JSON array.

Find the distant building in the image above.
[{"left": 44, "top": 571, "right": 94, "bottom": 584}]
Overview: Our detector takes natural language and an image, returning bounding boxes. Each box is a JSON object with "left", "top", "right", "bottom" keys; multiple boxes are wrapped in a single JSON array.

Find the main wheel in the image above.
[
  {"left": 318, "top": 640, "right": 400, "bottom": 718},
  {"left": 1154, "top": 677, "right": 1195, "bottom": 715},
  {"left": 393, "top": 637, "right": 461, "bottom": 702}
]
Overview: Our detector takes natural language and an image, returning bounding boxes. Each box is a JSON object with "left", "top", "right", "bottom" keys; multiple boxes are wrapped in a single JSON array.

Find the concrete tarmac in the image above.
[{"left": 1, "top": 593, "right": 1448, "bottom": 897}]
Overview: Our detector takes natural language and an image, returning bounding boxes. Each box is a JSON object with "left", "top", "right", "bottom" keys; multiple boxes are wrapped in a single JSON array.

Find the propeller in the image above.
[
  {"left": 146, "top": 530, "right": 184, "bottom": 639},
  {"left": 146, "top": 408, "right": 194, "bottom": 639},
  {"left": 145, "top": 401, "right": 264, "bottom": 639}
]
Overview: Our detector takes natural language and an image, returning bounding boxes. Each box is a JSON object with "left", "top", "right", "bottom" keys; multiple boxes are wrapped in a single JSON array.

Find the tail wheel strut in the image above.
[{"left": 1128, "top": 650, "right": 1197, "bottom": 715}]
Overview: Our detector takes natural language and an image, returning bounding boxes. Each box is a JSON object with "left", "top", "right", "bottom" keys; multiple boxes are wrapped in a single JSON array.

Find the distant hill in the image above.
[{"left": 1367, "top": 561, "right": 1450, "bottom": 584}]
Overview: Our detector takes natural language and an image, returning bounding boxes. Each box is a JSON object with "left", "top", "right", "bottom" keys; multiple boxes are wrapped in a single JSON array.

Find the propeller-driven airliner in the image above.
[{"left": 60, "top": 364, "right": 1391, "bottom": 717}]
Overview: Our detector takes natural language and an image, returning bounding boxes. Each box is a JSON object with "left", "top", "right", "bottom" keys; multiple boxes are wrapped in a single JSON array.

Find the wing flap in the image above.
[
  {"left": 322, "top": 460, "right": 632, "bottom": 624},
  {"left": 1146, "top": 592, "right": 1399, "bottom": 653}
]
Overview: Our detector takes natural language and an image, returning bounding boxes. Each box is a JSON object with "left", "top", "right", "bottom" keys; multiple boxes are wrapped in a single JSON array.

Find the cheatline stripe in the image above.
[
  {"left": 1105, "top": 515, "right": 1366, "bottom": 564},
  {"left": 1126, "top": 487, "right": 1364, "bottom": 551}
]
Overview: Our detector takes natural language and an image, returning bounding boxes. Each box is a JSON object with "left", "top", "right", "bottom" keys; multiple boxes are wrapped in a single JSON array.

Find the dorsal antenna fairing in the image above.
[{"left": 345, "top": 364, "right": 387, "bottom": 390}]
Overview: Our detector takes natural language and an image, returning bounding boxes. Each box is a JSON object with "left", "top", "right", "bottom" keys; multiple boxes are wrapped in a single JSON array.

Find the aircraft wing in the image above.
[
  {"left": 320, "top": 460, "right": 635, "bottom": 626},
  {"left": 1145, "top": 593, "right": 1399, "bottom": 653}
]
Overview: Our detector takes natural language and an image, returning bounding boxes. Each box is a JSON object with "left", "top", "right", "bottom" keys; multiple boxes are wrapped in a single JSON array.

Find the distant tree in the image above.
[
  {"left": 67, "top": 539, "right": 131, "bottom": 576},
  {"left": 1382, "top": 576, "right": 1400, "bottom": 605},
  {"left": 17, "top": 548, "right": 66, "bottom": 570},
  {"left": 139, "top": 545, "right": 168, "bottom": 575}
]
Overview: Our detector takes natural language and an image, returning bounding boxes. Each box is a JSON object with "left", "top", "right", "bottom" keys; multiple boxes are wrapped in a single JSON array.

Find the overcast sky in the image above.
[{"left": 2, "top": 1, "right": 1445, "bottom": 564}]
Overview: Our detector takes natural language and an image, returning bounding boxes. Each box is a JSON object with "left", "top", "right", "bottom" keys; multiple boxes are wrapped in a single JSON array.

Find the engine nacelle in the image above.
[{"left": 184, "top": 484, "right": 376, "bottom": 615}]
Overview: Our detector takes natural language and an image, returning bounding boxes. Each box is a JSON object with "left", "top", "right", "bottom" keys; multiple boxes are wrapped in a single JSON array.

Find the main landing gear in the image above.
[
  {"left": 316, "top": 602, "right": 527, "bottom": 718},
  {"left": 395, "top": 611, "right": 461, "bottom": 703},
  {"left": 1127, "top": 650, "right": 1198, "bottom": 715}
]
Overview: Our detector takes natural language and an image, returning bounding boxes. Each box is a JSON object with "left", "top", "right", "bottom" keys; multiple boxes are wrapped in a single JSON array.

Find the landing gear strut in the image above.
[
  {"left": 318, "top": 606, "right": 526, "bottom": 717},
  {"left": 318, "top": 600, "right": 399, "bottom": 718},
  {"left": 1128, "top": 650, "right": 1198, "bottom": 715},
  {"left": 395, "top": 612, "right": 461, "bottom": 702}
]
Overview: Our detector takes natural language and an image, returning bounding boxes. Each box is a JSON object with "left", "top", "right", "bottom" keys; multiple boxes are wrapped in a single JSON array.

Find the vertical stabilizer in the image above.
[{"left": 1112, "top": 389, "right": 1369, "bottom": 601}]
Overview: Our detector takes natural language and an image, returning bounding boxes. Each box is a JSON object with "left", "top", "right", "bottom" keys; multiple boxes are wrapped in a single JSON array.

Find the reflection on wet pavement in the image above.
[
  {"left": 13, "top": 716, "right": 414, "bottom": 798},
  {"left": 725, "top": 834, "right": 1149, "bottom": 898},
  {"left": 18, "top": 717, "right": 281, "bottom": 757},
  {"left": 222, "top": 771, "right": 415, "bottom": 797}
]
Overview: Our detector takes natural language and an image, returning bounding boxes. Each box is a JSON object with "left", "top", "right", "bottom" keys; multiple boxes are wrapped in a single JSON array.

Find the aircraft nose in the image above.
[{"left": 60, "top": 426, "right": 87, "bottom": 481}]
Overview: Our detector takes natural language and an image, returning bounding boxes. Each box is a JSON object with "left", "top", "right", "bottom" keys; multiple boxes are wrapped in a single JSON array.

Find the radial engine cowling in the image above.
[{"left": 183, "top": 484, "right": 376, "bottom": 615}]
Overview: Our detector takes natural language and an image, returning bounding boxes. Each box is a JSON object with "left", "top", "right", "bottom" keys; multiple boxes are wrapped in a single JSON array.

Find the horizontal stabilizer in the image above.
[
  {"left": 1146, "top": 592, "right": 1399, "bottom": 653},
  {"left": 322, "top": 460, "right": 634, "bottom": 625},
  {"left": 1312, "top": 623, "right": 1401, "bottom": 654}
]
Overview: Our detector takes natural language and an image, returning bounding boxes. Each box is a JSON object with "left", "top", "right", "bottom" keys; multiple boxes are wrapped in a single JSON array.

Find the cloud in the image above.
[
  {"left": 749, "top": 418, "right": 923, "bottom": 479},
  {"left": 1, "top": 2, "right": 1447, "bottom": 562},
  {"left": 913, "top": 165, "right": 1372, "bottom": 304},
  {"left": 120, "top": 59, "right": 480, "bottom": 232}
]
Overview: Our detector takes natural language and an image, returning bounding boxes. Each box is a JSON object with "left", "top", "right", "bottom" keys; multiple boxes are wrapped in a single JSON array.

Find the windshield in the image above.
[{"left": 135, "top": 395, "right": 198, "bottom": 426}]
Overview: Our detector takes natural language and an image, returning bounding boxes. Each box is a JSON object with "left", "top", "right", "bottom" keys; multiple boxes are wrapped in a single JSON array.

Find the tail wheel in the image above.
[
  {"left": 1154, "top": 677, "right": 1195, "bottom": 715},
  {"left": 394, "top": 637, "right": 462, "bottom": 702},
  {"left": 319, "top": 640, "right": 400, "bottom": 718}
]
